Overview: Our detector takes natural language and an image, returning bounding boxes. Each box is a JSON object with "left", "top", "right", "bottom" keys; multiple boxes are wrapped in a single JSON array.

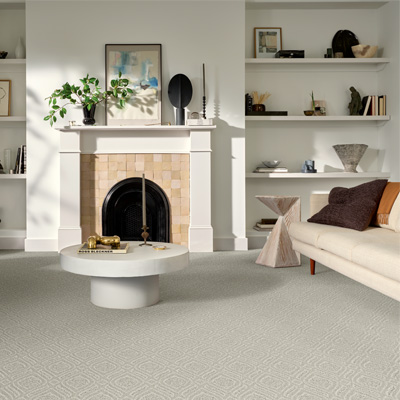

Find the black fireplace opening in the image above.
[{"left": 102, "top": 177, "right": 170, "bottom": 242}]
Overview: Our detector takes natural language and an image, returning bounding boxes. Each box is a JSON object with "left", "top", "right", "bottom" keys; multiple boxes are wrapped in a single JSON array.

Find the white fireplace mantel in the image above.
[{"left": 56, "top": 125, "right": 216, "bottom": 252}]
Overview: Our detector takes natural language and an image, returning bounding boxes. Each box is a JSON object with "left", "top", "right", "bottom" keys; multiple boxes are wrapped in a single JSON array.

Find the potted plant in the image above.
[{"left": 44, "top": 72, "right": 134, "bottom": 126}]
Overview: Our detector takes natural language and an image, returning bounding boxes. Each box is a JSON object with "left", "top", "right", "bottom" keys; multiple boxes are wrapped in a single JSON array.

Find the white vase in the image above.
[{"left": 15, "top": 37, "right": 25, "bottom": 59}]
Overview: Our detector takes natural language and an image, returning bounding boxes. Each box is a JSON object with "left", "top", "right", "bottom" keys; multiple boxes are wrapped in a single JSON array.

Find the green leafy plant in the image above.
[{"left": 44, "top": 72, "right": 134, "bottom": 126}]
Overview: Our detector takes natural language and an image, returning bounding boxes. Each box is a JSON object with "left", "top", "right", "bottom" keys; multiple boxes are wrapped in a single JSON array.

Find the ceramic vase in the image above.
[
  {"left": 15, "top": 37, "right": 25, "bottom": 59},
  {"left": 83, "top": 104, "right": 96, "bottom": 125},
  {"left": 333, "top": 144, "right": 368, "bottom": 173}
]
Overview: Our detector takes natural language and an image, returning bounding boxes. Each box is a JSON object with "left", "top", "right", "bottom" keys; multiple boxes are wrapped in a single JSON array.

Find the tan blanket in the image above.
[{"left": 375, "top": 182, "right": 400, "bottom": 225}]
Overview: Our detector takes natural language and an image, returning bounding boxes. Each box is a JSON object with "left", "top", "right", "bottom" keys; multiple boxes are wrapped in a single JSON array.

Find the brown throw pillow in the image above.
[{"left": 308, "top": 179, "right": 388, "bottom": 231}]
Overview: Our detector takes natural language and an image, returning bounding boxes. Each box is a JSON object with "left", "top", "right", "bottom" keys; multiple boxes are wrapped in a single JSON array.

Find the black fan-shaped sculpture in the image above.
[
  {"left": 168, "top": 74, "right": 193, "bottom": 125},
  {"left": 332, "top": 30, "right": 359, "bottom": 58}
]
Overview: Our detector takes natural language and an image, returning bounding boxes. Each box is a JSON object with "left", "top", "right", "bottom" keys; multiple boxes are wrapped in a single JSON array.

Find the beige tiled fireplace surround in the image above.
[{"left": 81, "top": 153, "right": 190, "bottom": 247}]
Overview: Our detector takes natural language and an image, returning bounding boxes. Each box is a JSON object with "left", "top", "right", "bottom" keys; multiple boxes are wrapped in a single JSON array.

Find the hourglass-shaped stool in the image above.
[{"left": 255, "top": 196, "right": 301, "bottom": 268}]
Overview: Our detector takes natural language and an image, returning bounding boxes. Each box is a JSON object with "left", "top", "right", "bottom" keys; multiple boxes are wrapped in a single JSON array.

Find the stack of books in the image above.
[
  {"left": 253, "top": 218, "right": 277, "bottom": 231},
  {"left": 362, "top": 95, "right": 387, "bottom": 116},
  {"left": 14, "top": 145, "right": 26, "bottom": 174},
  {"left": 253, "top": 166, "right": 288, "bottom": 173}
]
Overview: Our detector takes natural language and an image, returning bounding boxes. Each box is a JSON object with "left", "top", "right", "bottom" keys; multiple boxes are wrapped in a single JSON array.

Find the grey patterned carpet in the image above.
[{"left": 0, "top": 250, "right": 399, "bottom": 400}]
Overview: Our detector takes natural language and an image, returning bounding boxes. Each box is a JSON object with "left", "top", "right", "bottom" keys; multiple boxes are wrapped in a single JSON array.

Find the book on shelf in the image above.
[
  {"left": 253, "top": 166, "right": 288, "bottom": 173},
  {"left": 13, "top": 145, "right": 26, "bottom": 174},
  {"left": 254, "top": 218, "right": 277, "bottom": 230},
  {"left": 253, "top": 225, "right": 273, "bottom": 232},
  {"left": 78, "top": 242, "right": 130, "bottom": 254},
  {"left": 362, "top": 95, "right": 386, "bottom": 116}
]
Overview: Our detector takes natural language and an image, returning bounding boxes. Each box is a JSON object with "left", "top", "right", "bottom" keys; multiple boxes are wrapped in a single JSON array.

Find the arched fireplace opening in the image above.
[{"left": 102, "top": 177, "right": 170, "bottom": 242}]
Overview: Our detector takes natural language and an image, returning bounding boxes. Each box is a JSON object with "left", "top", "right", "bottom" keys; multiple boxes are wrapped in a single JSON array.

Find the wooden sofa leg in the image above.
[{"left": 310, "top": 259, "right": 315, "bottom": 275}]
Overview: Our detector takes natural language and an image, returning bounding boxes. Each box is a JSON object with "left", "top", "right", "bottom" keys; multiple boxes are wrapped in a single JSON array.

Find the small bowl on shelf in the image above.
[
  {"left": 262, "top": 160, "right": 280, "bottom": 168},
  {"left": 0, "top": 51, "right": 8, "bottom": 59},
  {"left": 351, "top": 44, "right": 378, "bottom": 58},
  {"left": 304, "top": 110, "right": 315, "bottom": 116}
]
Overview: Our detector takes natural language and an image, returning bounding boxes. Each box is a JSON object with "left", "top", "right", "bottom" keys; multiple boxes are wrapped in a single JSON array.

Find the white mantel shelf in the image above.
[
  {"left": 246, "top": 172, "right": 390, "bottom": 179},
  {"left": 57, "top": 125, "right": 216, "bottom": 132}
]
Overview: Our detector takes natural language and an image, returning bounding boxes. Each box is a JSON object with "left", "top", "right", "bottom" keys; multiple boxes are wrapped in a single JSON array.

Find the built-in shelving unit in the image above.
[
  {"left": 245, "top": 0, "right": 395, "bottom": 239},
  {"left": 0, "top": 1, "right": 26, "bottom": 249}
]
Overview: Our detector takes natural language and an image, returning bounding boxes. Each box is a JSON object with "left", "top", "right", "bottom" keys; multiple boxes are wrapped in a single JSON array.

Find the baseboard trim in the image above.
[
  {"left": 24, "top": 238, "right": 58, "bottom": 252},
  {"left": 213, "top": 237, "right": 248, "bottom": 251},
  {"left": 0, "top": 237, "right": 25, "bottom": 250}
]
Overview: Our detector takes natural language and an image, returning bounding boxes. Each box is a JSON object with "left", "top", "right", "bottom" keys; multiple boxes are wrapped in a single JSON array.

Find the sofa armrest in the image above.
[{"left": 310, "top": 194, "right": 329, "bottom": 217}]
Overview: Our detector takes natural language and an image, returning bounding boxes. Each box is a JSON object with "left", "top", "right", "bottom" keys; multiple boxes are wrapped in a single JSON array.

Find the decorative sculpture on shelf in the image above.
[
  {"left": 348, "top": 86, "right": 362, "bottom": 115},
  {"left": 87, "top": 235, "right": 121, "bottom": 249}
]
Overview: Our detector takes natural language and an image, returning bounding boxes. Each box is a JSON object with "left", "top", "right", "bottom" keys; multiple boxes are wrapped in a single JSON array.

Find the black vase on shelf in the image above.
[{"left": 83, "top": 104, "right": 96, "bottom": 125}]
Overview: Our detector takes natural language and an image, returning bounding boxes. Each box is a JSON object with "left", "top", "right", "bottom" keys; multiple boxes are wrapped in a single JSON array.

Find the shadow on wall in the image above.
[{"left": 26, "top": 87, "right": 61, "bottom": 228}]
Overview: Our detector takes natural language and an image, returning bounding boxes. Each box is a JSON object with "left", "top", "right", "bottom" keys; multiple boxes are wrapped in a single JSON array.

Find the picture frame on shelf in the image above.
[
  {"left": 105, "top": 44, "right": 162, "bottom": 125},
  {"left": 0, "top": 80, "right": 11, "bottom": 116},
  {"left": 254, "top": 27, "right": 282, "bottom": 58}
]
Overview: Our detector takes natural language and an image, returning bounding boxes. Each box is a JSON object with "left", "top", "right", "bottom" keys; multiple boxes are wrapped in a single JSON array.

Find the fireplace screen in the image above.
[{"left": 102, "top": 177, "right": 170, "bottom": 242}]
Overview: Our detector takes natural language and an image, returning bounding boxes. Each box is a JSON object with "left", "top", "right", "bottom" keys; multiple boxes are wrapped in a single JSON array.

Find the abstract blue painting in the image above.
[{"left": 106, "top": 44, "right": 162, "bottom": 125}]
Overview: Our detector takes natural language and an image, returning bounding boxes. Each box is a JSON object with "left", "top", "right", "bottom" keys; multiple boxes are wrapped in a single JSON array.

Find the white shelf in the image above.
[
  {"left": 0, "top": 116, "right": 26, "bottom": 122},
  {"left": 246, "top": 115, "right": 390, "bottom": 122},
  {"left": 247, "top": 229, "right": 272, "bottom": 237},
  {"left": 0, "top": 174, "right": 26, "bottom": 179},
  {"left": 0, "top": 58, "right": 26, "bottom": 65},
  {"left": 246, "top": 172, "right": 391, "bottom": 179},
  {"left": 246, "top": 1, "right": 389, "bottom": 11},
  {"left": 245, "top": 58, "right": 390, "bottom": 72},
  {"left": 245, "top": 58, "right": 390, "bottom": 65}
]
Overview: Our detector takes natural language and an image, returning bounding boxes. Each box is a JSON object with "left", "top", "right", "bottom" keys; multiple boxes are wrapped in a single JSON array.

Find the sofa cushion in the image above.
[
  {"left": 290, "top": 222, "right": 400, "bottom": 282},
  {"left": 375, "top": 192, "right": 400, "bottom": 232},
  {"left": 373, "top": 183, "right": 400, "bottom": 231},
  {"left": 351, "top": 231, "right": 400, "bottom": 282},
  {"left": 307, "top": 179, "right": 388, "bottom": 231}
]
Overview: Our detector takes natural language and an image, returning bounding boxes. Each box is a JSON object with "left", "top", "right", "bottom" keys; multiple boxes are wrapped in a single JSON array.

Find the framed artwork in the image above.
[
  {"left": 105, "top": 44, "right": 162, "bottom": 125},
  {"left": 0, "top": 80, "right": 11, "bottom": 116},
  {"left": 254, "top": 27, "right": 282, "bottom": 58}
]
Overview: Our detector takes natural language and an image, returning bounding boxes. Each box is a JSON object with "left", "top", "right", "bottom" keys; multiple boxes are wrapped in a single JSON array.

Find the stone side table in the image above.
[{"left": 255, "top": 196, "right": 301, "bottom": 268}]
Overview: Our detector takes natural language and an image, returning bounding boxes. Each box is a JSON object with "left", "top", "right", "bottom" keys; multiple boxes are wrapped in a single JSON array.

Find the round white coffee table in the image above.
[{"left": 60, "top": 242, "right": 189, "bottom": 309}]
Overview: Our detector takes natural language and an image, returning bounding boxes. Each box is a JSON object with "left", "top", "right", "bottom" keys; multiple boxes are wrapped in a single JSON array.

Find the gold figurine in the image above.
[
  {"left": 140, "top": 225, "right": 152, "bottom": 246},
  {"left": 87, "top": 235, "right": 121, "bottom": 249}
]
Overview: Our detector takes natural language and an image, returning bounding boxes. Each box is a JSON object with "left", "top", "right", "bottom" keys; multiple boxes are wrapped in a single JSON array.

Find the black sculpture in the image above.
[
  {"left": 168, "top": 74, "right": 193, "bottom": 125},
  {"left": 348, "top": 86, "right": 362, "bottom": 115},
  {"left": 332, "top": 30, "right": 359, "bottom": 58}
]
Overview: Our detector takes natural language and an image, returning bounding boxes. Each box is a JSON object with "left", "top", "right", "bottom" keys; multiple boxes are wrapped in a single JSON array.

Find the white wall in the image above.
[
  {"left": 378, "top": 0, "right": 400, "bottom": 181},
  {"left": 25, "top": 0, "right": 246, "bottom": 251},
  {"left": 245, "top": 3, "right": 398, "bottom": 227}
]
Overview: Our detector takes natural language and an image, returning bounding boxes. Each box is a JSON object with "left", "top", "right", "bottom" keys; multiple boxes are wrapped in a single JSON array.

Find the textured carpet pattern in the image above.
[{"left": 0, "top": 250, "right": 399, "bottom": 399}]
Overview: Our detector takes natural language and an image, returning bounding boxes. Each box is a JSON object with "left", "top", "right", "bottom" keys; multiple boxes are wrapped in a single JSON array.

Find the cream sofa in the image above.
[{"left": 289, "top": 193, "right": 400, "bottom": 302}]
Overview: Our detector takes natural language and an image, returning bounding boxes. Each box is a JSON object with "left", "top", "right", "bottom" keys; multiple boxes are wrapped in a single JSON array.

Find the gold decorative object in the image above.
[
  {"left": 251, "top": 90, "right": 271, "bottom": 106},
  {"left": 87, "top": 235, "right": 121, "bottom": 249},
  {"left": 140, "top": 225, "right": 151, "bottom": 247},
  {"left": 153, "top": 245, "right": 166, "bottom": 250}
]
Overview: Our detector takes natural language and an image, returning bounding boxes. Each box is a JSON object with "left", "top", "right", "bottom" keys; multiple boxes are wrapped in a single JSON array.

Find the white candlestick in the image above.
[{"left": 142, "top": 173, "right": 146, "bottom": 226}]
